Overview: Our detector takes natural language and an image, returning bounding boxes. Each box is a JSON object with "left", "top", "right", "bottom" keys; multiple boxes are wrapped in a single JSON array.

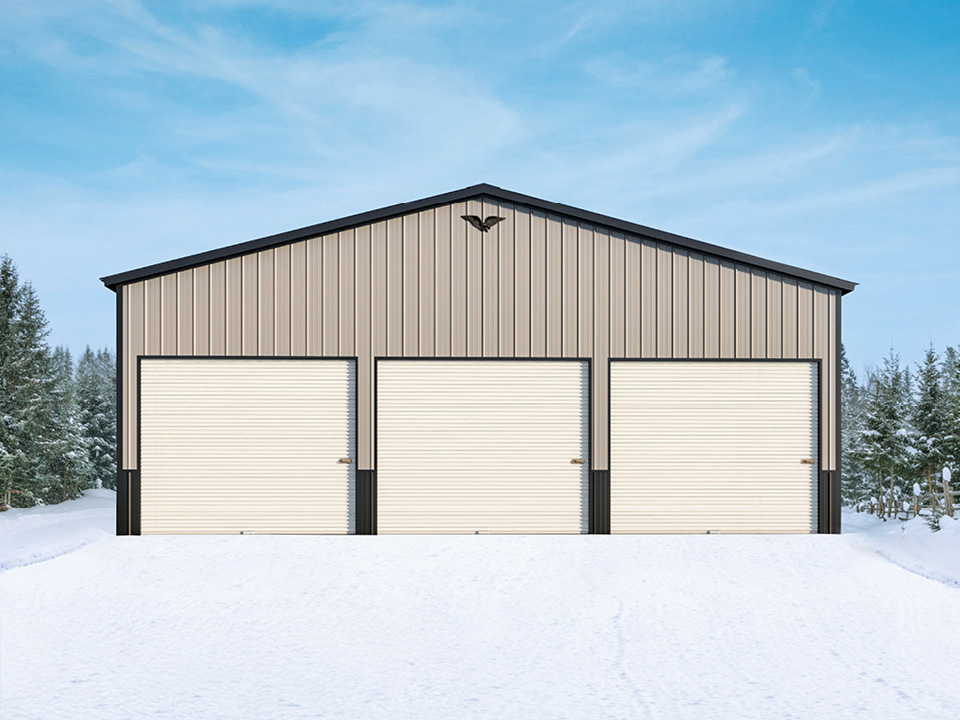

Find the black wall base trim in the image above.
[
  {"left": 116, "top": 470, "right": 141, "bottom": 536},
  {"left": 818, "top": 470, "right": 841, "bottom": 534},
  {"left": 590, "top": 470, "right": 611, "bottom": 534},
  {"left": 828, "top": 470, "right": 841, "bottom": 534},
  {"left": 117, "top": 470, "right": 129, "bottom": 536},
  {"left": 357, "top": 470, "right": 377, "bottom": 535}
]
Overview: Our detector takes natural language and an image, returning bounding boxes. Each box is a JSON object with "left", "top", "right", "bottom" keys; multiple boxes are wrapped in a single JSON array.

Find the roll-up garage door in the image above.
[
  {"left": 610, "top": 361, "right": 818, "bottom": 534},
  {"left": 140, "top": 358, "right": 355, "bottom": 534},
  {"left": 377, "top": 360, "right": 590, "bottom": 534}
]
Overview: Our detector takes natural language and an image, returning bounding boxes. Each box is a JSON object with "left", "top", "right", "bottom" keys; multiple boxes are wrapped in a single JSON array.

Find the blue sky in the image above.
[{"left": 1, "top": 0, "right": 957, "bottom": 377}]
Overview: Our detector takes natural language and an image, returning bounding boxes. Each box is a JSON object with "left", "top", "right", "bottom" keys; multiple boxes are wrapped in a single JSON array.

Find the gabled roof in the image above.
[{"left": 100, "top": 183, "right": 856, "bottom": 294}]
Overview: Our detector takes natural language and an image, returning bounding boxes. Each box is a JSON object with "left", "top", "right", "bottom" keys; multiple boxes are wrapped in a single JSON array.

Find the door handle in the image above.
[
  {"left": 570, "top": 458, "right": 585, "bottom": 465},
  {"left": 800, "top": 458, "right": 815, "bottom": 465},
  {"left": 338, "top": 458, "right": 353, "bottom": 464}
]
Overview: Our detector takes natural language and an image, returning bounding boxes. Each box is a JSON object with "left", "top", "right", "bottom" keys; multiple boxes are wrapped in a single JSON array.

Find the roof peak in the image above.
[{"left": 100, "top": 183, "right": 856, "bottom": 294}]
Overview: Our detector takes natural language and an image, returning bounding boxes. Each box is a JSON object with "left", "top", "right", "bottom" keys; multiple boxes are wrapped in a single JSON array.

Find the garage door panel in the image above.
[
  {"left": 140, "top": 359, "right": 355, "bottom": 534},
  {"left": 377, "top": 361, "right": 589, "bottom": 534},
  {"left": 611, "top": 362, "right": 818, "bottom": 534}
]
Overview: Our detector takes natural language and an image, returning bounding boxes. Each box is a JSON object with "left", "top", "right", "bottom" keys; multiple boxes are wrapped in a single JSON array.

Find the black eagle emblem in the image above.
[{"left": 462, "top": 215, "right": 505, "bottom": 233}]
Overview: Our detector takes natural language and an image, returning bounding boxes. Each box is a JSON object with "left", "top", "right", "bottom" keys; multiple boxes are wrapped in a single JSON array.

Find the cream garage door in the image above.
[
  {"left": 377, "top": 360, "right": 590, "bottom": 534},
  {"left": 610, "top": 361, "right": 818, "bottom": 534},
  {"left": 140, "top": 358, "right": 356, "bottom": 534}
]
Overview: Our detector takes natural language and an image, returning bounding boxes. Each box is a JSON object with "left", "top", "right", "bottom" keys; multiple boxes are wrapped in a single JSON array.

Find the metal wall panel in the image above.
[
  {"left": 258, "top": 249, "right": 274, "bottom": 356},
  {"left": 376, "top": 361, "right": 589, "bottom": 534},
  {"left": 225, "top": 258, "right": 242, "bottom": 355},
  {"left": 209, "top": 261, "right": 226, "bottom": 356},
  {"left": 177, "top": 270, "right": 193, "bottom": 355},
  {"left": 119, "top": 196, "right": 842, "bottom": 497},
  {"left": 274, "top": 244, "right": 291, "bottom": 356},
  {"left": 483, "top": 199, "right": 500, "bottom": 357},
  {"left": 499, "top": 204, "right": 516, "bottom": 357},
  {"left": 513, "top": 206, "right": 530, "bottom": 357},
  {"left": 688, "top": 253, "right": 704, "bottom": 358},
  {"left": 419, "top": 211, "right": 436, "bottom": 356},
  {"left": 193, "top": 265, "right": 209, "bottom": 356},
  {"left": 140, "top": 359, "right": 355, "bottom": 534},
  {"left": 611, "top": 361, "right": 818, "bottom": 533}
]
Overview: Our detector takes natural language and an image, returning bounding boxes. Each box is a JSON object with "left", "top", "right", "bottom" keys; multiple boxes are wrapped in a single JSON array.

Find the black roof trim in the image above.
[{"left": 101, "top": 183, "right": 856, "bottom": 294}]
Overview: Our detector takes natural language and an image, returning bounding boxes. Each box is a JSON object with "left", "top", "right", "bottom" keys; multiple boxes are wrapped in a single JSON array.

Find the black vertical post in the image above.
[
  {"left": 116, "top": 470, "right": 130, "bottom": 536},
  {"left": 357, "top": 470, "right": 377, "bottom": 535},
  {"left": 590, "top": 470, "right": 610, "bottom": 534},
  {"left": 130, "top": 470, "right": 141, "bottom": 535}
]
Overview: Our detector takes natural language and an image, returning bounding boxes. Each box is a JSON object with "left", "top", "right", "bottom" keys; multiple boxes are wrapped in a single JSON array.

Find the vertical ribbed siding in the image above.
[{"left": 120, "top": 198, "right": 841, "bottom": 481}]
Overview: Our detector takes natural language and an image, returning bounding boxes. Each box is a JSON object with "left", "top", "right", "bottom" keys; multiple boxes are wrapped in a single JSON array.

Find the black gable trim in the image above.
[{"left": 100, "top": 183, "right": 856, "bottom": 294}]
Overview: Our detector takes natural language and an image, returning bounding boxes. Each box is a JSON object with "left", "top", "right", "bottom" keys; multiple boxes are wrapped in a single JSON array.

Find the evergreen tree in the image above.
[
  {"left": 1, "top": 275, "right": 57, "bottom": 507},
  {"left": 840, "top": 344, "right": 869, "bottom": 507},
  {"left": 856, "top": 351, "right": 913, "bottom": 519},
  {"left": 39, "top": 346, "right": 92, "bottom": 503},
  {"left": 77, "top": 346, "right": 116, "bottom": 489},
  {"left": 912, "top": 345, "right": 948, "bottom": 516}
]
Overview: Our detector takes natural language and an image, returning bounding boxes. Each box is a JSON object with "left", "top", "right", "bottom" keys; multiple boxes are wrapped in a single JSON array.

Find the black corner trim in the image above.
[
  {"left": 829, "top": 469, "right": 841, "bottom": 534},
  {"left": 130, "top": 470, "right": 141, "bottom": 535},
  {"left": 117, "top": 470, "right": 130, "bottom": 536},
  {"left": 357, "top": 470, "right": 377, "bottom": 535},
  {"left": 590, "top": 470, "right": 611, "bottom": 534}
]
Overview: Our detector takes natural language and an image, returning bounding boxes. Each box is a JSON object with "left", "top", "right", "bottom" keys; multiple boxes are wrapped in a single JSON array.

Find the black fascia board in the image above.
[{"left": 100, "top": 183, "right": 857, "bottom": 294}]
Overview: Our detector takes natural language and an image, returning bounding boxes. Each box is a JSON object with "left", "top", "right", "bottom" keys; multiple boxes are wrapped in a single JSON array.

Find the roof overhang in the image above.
[{"left": 100, "top": 183, "right": 857, "bottom": 295}]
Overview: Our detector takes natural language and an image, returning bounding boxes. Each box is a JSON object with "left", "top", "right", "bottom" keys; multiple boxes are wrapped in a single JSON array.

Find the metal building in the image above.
[{"left": 102, "top": 184, "right": 856, "bottom": 536}]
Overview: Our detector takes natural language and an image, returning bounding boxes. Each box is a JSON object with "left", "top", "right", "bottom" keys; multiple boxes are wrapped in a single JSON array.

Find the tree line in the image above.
[
  {"left": 0, "top": 255, "right": 116, "bottom": 510},
  {"left": 842, "top": 343, "right": 960, "bottom": 525}
]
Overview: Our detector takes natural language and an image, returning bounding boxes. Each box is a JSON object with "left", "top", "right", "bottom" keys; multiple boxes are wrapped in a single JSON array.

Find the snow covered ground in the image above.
[{"left": 3, "top": 494, "right": 960, "bottom": 719}]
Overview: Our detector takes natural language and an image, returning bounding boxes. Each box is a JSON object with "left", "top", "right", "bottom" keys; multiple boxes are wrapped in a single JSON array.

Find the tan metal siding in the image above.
[
  {"left": 624, "top": 236, "right": 640, "bottom": 357},
  {"left": 450, "top": 202, "right": 467, "bottom": 356},
  {"left": 593, "top": 228, "right": 610, "bottom": 463},
  {"left": 241, "top": 254, "right": 258, "bottom": 356},
  {"left": 274, "top": 245, "right": 291, "bottom": 356},
  {"left": 339, "top": 230, "right": 355, "bottom": 356},
  {"left": 119, "top": 197, "right": 842, "bottom": 481},
  {"left": 688, "top": 253, "right": 704, "bottom": 358},
  {"left": 609, "top": 233, "right": 625, "bottom": 358},
  {"left": 209, "top": 261, "right": 226, "bottom": 355},
  {"left": 356, "top": 224, "right": 372, "bottom": 469},
  {"left": 435, "top": 205, "right": 452, "bottom": 356},
  {"left": 656, "top": 244, "right": 672, "bottom": 357},
  {"left": 258, "top": 249, "right": 274, "bottom": 356},
  {"left": 529, "top": 211, "right": 547, "bottom": 357},
  {"left": 546, "top": 214, "right": 562, "bottom": 356},
  {"left": 290, "top": 241, "right": 306, "bottom": 356},
  {"left": 225, "top": 258, "right": 242, "bottom": 355},
  {"left": 177, "top": 270, "right": 193, "bottom": 355},
  {"left": 751, "top": 270, "right": 766, "bottom": 359},
  {"left": 766, "top": 274, "right": 782, "bottom": 359},
  {"left": 482, "top": 199, "right": 500, "bottom": 356},
  {"left": 499, "top": 204, "right": 515, "bottom": 357},
  {"left": 578, "top": 225, "right": 594, "bottom": 357},
  {"left": 641, "top": 240, "right": 657, "bottom": 357},
  {"left": 193, "top": 265, "right": 209, "bottom": 356},
  {"left": 466, "top": 200, "right": 483, "bottom": 356},
  {"left": 403, "top": 214, "right": 419, "bottom": 356},
  {"left": 419, "top": 211, "right": 436, "bottom": 356},
  {"left": 322, "top": 234, "right": 339, "bottom": 356},
  {"left": 672, "top": 249, "right": 688, "bottom": 358},
  {"left": 514, "top": 206, "right": 531, "bottom": 357},
  {"left": 561, "top": 218, "right": 578, "bottom": 357}
]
